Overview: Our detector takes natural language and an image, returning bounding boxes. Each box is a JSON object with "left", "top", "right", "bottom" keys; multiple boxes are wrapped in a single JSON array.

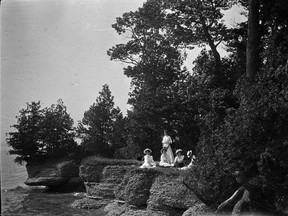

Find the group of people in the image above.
[{"left": 139, "top": 130, "right": 196, "bottom": 170}]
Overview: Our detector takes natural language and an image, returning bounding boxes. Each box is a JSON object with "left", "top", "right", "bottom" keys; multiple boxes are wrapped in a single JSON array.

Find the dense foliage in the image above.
[
  {"left": 7, "top": 99, "right": 78, "bottom": 164},
  {"left": 107, "top": 0, "right": 288, "bottom": 212}
]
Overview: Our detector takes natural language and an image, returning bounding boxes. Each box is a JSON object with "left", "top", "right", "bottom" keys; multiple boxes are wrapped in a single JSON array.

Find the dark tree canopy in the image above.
[{"left": 6, "top": 99, "right": 77, "bottom": 164}]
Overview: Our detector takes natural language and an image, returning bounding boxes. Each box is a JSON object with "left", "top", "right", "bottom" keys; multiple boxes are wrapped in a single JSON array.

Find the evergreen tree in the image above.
[
  {"left": 78, "top": 84, "right": 124, "bottom": 157},
  {"left": 6, "top": 100, "right": 77, "bottom": 164}
]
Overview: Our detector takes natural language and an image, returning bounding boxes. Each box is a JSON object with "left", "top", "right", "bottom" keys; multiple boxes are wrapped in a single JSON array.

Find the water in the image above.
[
  {"left": 1, "top": 147, "right": 28, "bottom": 190},
  {"left": 1, "top": 145, "right": 105, "bottom": 215}
]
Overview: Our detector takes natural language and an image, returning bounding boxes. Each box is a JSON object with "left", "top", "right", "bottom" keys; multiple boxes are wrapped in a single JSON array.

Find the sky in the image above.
[{"left": 1, "top": 0, "right": 246, "bottom": 146}]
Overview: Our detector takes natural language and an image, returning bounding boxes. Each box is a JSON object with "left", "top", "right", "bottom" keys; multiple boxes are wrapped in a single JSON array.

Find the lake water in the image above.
[{"left": 1, "top": 144, "right": 105, "bottom": 215}]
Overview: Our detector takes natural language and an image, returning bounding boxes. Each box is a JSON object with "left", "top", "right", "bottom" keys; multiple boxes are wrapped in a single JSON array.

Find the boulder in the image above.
[
  {"left": 147, "top": 174, "right": 201, "bottom": 211},
  {"left": 104, "top": 201, "right": 126, "bottom": 216},
  {"left": 115, "top": 168, "right": 159, "bottom": 207},
  {"left": 24, "top": 157, "right": 84, "bottom": 191}
]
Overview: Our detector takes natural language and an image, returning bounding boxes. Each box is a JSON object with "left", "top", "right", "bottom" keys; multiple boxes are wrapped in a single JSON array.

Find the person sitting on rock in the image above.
[
  {"left": 173, "top": 149, "right": 185, "bottom": 168},
  {"left": 159, "top": 148, "right": 172, "bottom": 167},
  {"left": 180, "top": 150, "right": 196, "bottom": 170},
  {"left": 139, "top": 148, "right": 156, "bottom": 168}
]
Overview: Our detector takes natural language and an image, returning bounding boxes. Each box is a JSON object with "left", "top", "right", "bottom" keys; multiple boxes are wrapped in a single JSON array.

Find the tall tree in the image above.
[
  {"left": 246, "top": 0, "right": 260, "bottom": 81},
  {"left": 78, "top": 84, "right": 123, "bottom": 157},
  {"left": 108, "top": 0, "right": 237, "bottom": 157}
]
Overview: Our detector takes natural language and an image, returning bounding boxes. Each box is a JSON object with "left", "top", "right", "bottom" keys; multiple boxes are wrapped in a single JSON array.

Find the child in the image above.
[{"left": 139, "top": 148, "right": 156, "bottom": 168}]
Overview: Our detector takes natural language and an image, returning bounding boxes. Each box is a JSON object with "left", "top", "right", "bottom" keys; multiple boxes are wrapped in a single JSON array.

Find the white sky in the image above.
[{"left": 1, "top": 0, "right": 246, "bottom": 145}]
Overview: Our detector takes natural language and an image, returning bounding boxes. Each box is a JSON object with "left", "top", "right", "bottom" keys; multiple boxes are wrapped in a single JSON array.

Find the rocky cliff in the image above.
[
  {"left": 25, "top": 157, "right": 84, "bottom": 192},
  {"left": 73, "top": 157, "right": 213, "bottom": 216}
]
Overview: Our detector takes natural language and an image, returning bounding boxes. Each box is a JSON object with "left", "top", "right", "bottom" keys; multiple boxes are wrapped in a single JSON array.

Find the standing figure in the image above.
[
  {"left": 139, "top": 148, "right": 156, "bottom": 168},
  {"left": 173, "top": 149, "right": 185, "bottom": 168},
  {"left": 162, "top": 130, "right": 174, "bottom": 163},
  {"left": 159, "top": 148, "right": 172, "bottom": 167}
]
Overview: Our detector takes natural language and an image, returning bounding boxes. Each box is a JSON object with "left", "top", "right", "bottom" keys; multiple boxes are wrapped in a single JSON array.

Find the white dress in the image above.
[
  {"left": 140, "top": 155, "right": 156, "bottom": 168},
  {"left": 162, "top": 135, "right": 174, "bottom": 163},
  {"left": 159, "top": 153, "right": 172, "bottom": 167}
]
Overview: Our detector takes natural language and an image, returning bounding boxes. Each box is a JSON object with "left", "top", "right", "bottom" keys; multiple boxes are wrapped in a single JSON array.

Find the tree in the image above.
[
  {"left": 7, "top": 101, "right": 43, "bottom": 164},
  {"left": 246, "top": 0, "right": 260, "bottom": 81},
  {"left": 38, "top": 99, "right": 77, "bottom": 156},
  {"left": 6, "top": 100, "right": 77, "bottom": 164},
  {"left": 162, "top": 0, "right": 231, "bottom": 75},
  {"left": 78, "top": 84, "right": 124, "bottom": 157}
]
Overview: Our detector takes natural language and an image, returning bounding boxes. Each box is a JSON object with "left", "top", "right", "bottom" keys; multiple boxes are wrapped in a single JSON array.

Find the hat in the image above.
[
  {"left": 143, "top": 148, "right": 152, "bottom": 154},
  {"left": 161, "top": 148, "right": 167, "bottom": 154},
  {"left": 187, "top": 150, "right": 193, "bottom": 158},
  {"left": 175, "top": 149, "right": 182, "bottom": 154}
]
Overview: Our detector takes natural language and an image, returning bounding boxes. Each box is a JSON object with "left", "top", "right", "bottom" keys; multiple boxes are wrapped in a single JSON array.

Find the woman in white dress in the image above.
[
  {"left": 162, "top": 130, "right": 174, "bottom": 163},
  {"left": 159, "top": 148, "right": 172, "bottom": 167},
  {"left": 139, "top": 148, "right": 156, "bottom": 168}
]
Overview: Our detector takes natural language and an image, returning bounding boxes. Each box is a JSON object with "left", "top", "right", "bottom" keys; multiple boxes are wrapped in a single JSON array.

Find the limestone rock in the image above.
[
  {"left": 71, "top": 197, "right": 110, "bottom": 209},
  {"left": 101, "top": 166, "right": 134, "bottom": 184},
  {"left": 85, "top": 182, "right": 118, "bottom": 199},
  {"left": 147, "top": 174, "right": 201, "bottom": 212},
  {"left": 24, "top": 157, "right": 83, "bottom": 191},
  {"left": 104, "top": 201, "right": 168, "bottom": 216},
  {"left": 79, "top": 157, "right": 140, "bottom": 183},
  {"left": 115, "top": 168, "right": 159, "bottom": 207},
  {"left": 182, "top": 203, "right": 213, "bottom": 216},
  {"left": 104, "top": 201, "right": 126, "bottom": 216},
  {"left": 79, "top": 163, "right": 106, "bottom": 183},
  {"left": 25, "top": 177, "right": 66, "bottom": 186}
]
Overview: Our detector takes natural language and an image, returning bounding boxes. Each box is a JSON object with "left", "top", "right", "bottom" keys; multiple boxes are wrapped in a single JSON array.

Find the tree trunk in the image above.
[
  {"left": 201, "top": 18, "right": 222, "bottom": 70},
  {"left": 246, "top": 0, "right": 260, "bottom": 82}
]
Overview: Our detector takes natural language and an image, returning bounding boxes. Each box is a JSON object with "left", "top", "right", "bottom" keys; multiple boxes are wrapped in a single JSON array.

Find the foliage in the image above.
[
  {"left": 77, "top": 84, "right": 125, "bottom": 158},
  {"left": 108, "top": 0, "right": 288, "bottom": 212},
  {"left": 6, "top": 99, "right": 78, "bottom": 164},
  {"left": 107, "top": 0, "right": 235, "bottom": 158},
  {"left": 186, "top": 0, "right": 288, "bottom": 207}
]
